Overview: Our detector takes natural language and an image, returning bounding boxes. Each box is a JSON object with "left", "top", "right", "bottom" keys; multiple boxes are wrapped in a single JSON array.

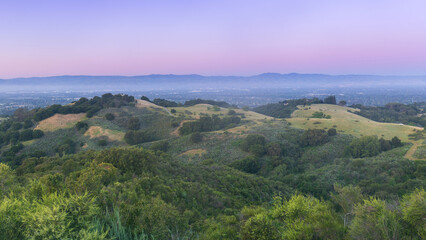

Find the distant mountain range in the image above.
[{"left": 1, "top": 73, "right": 425, "bottom": 92}]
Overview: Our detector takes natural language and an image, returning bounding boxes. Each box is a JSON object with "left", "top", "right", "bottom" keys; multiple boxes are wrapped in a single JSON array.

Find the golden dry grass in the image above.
[
  {"left": 84, "top": 126, "right": 125, "bottom": 142},
  {"left": 136, "top": 99, "right": 161, "bottom": 109},
  {"left": 35, "top": 113, "right": 86, "bottom": 132}
]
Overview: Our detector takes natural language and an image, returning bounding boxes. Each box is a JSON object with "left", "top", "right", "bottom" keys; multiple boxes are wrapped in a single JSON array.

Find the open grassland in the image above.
[
  {"left": 84, "top": 126, "right": 125, "bottom": 142},
  {"left": 286, "top": 104, "right": 425, "bottom": 160},
  {"left": 35, "top": 113, "right": 86, "bottom": 132}
]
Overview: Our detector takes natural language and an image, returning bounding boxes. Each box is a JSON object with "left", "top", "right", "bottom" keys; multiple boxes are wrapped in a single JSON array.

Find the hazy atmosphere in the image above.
[{"left": 0, "top": 1, "right": 425, "bottom": 240}]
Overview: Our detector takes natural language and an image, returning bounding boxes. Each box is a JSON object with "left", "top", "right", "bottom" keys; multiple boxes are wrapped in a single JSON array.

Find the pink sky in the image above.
[{"left": 1, "top": 0, "right": 426, "bottom": 78}]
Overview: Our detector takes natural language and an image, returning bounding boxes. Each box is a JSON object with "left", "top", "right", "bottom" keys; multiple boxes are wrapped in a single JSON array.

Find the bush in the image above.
[
  {"left": 105, "top": 113, "right": 115, "bottom": 121},
  {"left": 75, "top": 121, "right": 89, "bottom": 131},
  {"left": 190, "top": 132, "right": 203, "bottom": 143},
  {"left": 170, "top": 109, "right": 177, "bottom": 114},
  {"left": 98, "top": 139, "right": 108, "bottom": 146},
  {"left": 346, "top": 136, "right": 381, "bottom": 158},
  {"left": 127, "top": 117, "right": 140, "bottom": 130},
  {"left": 32, "top": 129, "right": 44, "bottom": 139},
  {"left": 327, "top": 128, "right": 337, "bottom": 136}
]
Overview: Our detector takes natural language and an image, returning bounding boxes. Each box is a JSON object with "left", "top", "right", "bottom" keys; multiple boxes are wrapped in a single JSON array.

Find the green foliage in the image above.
[
  {"left": 127, "top": 117, "right": 140, "bottom": 130},
  {"left": 324, "top": 95, "right": 337, "bottom": 104},
  {"left": 349, "top": 198, "right": 401, "bottom": 240},
  {"left": 327, "top": 128, "right": 337, "bottom": 136},
  {"left": 184, "top": 99, "right": 231, "bottom": 108},
  {"left": 75, "top": 121, "right": 89, "bottom": 131},
  {"left": 253, "top": 98, "right": 323, "bottom": 118},
  {"left": 152, "top": 98, "right": 180, "bottom": 107},
  {"left": 400, "top": 189, "right": 426, "bottom": 239},
  {"left": 190, "top": 132, "right": 203, "bottom": 143},
  {"left": 32, "top": 129, "right": 44, "bottom": 139},
  {"left": 300, "top": 129, "right": 329, "bottom": 147},
  {"left": 104, "top": 113, "right": 115, "bottom": 121},
  {"left": 346, "top": 135, "right": 381, "bottom": 158},
  {"left": 34, "top": 94, "right": 135, "bottom": 122},
  {"left": 240, "top": 134, "right": 266, "bottom": 152},
  {"left": 124, "top": 129, "right": 158, "bottom": 145},
  {"left": 179, "top": 115, "right": 241, "bottom": 135},
  {"left": 352, "top": 102, "right": 426, "bottom": 127},
  {"left": 272, "top": 194, "right": 344, "bottom": 239},
  {"left": 311, "top": 111, "right": 331, "bottom": 119}
]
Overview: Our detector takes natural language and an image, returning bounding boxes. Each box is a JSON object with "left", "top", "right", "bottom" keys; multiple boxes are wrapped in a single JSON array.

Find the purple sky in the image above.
[{"left": 1, "top": 0, "right": 426, "bottom": 78}]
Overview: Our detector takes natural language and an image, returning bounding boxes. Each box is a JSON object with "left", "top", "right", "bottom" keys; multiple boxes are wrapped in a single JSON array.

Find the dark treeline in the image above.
[
  {"left": 34, "top": 93, "right": 135, "bottom": 121},
  {"left": 351, "top": 102, "right": 426, "bottom": 127},
  {"left": 184, "top": 99, "right": 232, "bottom": 108},
  {"left": 253, "top": 97, "right": 333, "bottom": 118}
]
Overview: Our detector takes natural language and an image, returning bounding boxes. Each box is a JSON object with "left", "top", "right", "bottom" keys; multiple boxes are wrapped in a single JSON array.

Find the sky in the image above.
[{"left": 0, "top": 0, "right": 425, "bottom": 78}]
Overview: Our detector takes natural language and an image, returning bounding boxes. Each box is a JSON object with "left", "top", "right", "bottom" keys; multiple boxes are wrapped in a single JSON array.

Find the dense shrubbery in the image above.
[
  {"left": 351, "top": 102, "right": 426, "bottom": 127},
  {"left": 346, "top": 135, "right": 403, "bottom": 158},
  {"left": 179, "top": 115, "right": 241, "bottom": 135}
]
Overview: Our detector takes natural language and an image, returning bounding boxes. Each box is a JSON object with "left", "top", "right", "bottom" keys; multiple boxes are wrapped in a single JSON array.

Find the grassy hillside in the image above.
[{"left": 286, "top": 104, "right": 425, "bottom": 160}]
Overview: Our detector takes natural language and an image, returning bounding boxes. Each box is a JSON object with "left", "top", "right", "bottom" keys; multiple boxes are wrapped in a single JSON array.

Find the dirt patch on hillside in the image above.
[
  {"left": 35, "top": 113, "right": 86, "bottom": 132},
  {"left": 84, "top": 126, "right": 125, "bottom": 142}
]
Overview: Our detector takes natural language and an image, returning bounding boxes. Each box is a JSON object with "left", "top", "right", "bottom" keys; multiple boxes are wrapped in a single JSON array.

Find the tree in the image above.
[
  {"left": 338, "top": 100, "right": 347, "bottom": 106},
  {"left": 105, "top": 113, "right": 115, "bottom": 121},
  {"left": 349, "top": 198, "right": 401, "bottom": 240},
  {"left": 330, "top": 184, "right": 364, "bottom": 227},
  {"left": 346, "top": 136, "right": 381, "bottom": 158},
  {"left": 140, "top": 96, "right": 151, "bottom": 102},
  {"left": 400, "top": 189, "right": 425, "bottom": 239},
  {"left": 324, "top": 96, "right": 337, "bottom": 104},
  {"left": 327, "top": 128, "right": 337, "bottom": 136},
  {"left": 190, "top": 132, "right": 203, "bottom": 143},
  {"left": 300, "top": 129, "right": 329, "bottom": 146},
  {"left": 272, "top": 194, "right": 344, "bottom": 239},
  {"left": 32, "top": 129, "right": 44, "bottom": 139},
  {"left": 75, "top": 121, "right": 89, "bottom": 131},
  {"left": 127, "top": 117, "right": 140, "bottom": 130},
  {"left": 19, "top": 129, "right": 34, "bottom": 141},
  {"left": 391, "top": 136, "right": 403, "bottom": 148}
]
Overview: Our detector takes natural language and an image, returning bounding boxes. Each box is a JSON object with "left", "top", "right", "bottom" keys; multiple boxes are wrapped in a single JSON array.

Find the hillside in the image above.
[{"left": 0, "top": 94, "right": 425, "bottom": 239}]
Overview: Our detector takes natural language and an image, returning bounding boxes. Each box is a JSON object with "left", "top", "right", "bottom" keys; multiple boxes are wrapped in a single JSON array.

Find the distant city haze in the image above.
[{"left": 1, "top": 0, "right": 426, "bottom": 78}]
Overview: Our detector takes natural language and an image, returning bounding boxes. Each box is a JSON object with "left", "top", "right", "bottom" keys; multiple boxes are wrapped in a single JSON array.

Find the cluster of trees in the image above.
[
  {"left": 253, "top": 97, "right": 326, "bottom": 118},
  {"left": 345, "top": 135, "right": 403, "bottom": 158},
  {"left": 124, "top": 129, "right": 159, "bottom": 145},
  {"left": 311, "top": 111, "right": 331, "bottom": 119},
  {"left": 140, "top": 96, "right": 181, "bottom": 107},
  {"left": 184, "top": 99, "right": 231, "bottom": 108},
  {"left": 179, "top": 115, "right": 241, "bottom": 135},
  {"left": 34, "top": 93, "right": 135, "bottom": 121},
  {"left": 351, "top": 102, "right": 426, "bottom": 127}
]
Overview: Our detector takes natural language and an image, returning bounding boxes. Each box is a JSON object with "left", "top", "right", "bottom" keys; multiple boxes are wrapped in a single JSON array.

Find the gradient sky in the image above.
[{"left": 1, "top": 0, "right": 426, "bottom": 78}]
